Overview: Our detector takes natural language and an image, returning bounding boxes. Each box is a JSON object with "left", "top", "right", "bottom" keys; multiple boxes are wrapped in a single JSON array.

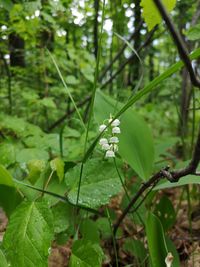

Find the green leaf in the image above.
[
  {"left": 141, "top": 0, "right": 177, "bottom": 31},
  {"left": 52, "top": 202, "right": 75, "bottom": 234},
  {"left": 50, "top": 157, "right": 64, "bottom": 182},
  {"left": 0, "top": 143, "right": 16, "bottom": 167},
  {"left": 0, "top": 185, "right": 22, "bottom": 217},
  {"left": 65, "top": 159, "right": 122, "bottom": 208},
  {"left": 70, "top": 240, "right": 104, "bottom": 267},
  {"left": 154, "top": 175, "right": 200, "bottom": 190},
  {"left": 3, "top": 201, "right": 54, "bottom": 267},
  {"left": 94, "top": 91, "right": 154, "bottom": 180},
  {"left": 27, "top": 159, "right": 46, "bottom": 184},
  {"left": 80, "top": 219, "right": 100, "bottom": 244},
  {"left": 154, "top": 195, "right": 176, "bottom": 231},
  {"left": 145, "top": 212, "right": 168, "bottom": 267},
  {"left": 165, "top": 237, "right": 180, "bottom": 267},
  {"left": 185, "top": 24, "right": 200, "bottom": 41},
  {"left": 0, "top": 0, "right": 13, "bottom": 11},
  {"left": 0, "top": 249, "right": 9, "bottom": 267},
  {"left": 16, "top": 148, "right": 49, "bottom": 163},
  {"left": 123, "top": 238, "right": 147, "bottom": 266},
  {"left": 0, "top": 165, "right": 14, "bottom": 187},
  {"left": 119, "top": 110, "right": 154, "bottom": 180}
]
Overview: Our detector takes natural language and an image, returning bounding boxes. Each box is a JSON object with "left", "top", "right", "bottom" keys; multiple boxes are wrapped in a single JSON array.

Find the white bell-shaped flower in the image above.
[
  {"left": 102, "top": 143, "right": 110, "bottom": 151},
  {"left": 99, "top": 124, "right": 107, "bottom": 132},
  {"left": 111, "top": 119, "right": 120, "bottom": 127},
  {"left": 109, "top": 136, "right": 119, "bottom": 143},
  {"left": 99, "top": 138, "right": 108, "bottom": 145},
  {"left": 112, "top": 127, "right": 121, "bottom": 134},
  {"left": 105, "top": 150, "right": 115, "bottom": 158}
]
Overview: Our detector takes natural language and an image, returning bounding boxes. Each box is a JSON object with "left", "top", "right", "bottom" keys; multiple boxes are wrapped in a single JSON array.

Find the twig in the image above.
[
  {"left": 113, "top": 125, "right": 200, "bottom": 235},
  {"left": 153, "top": 0, "right": 200, "bottom": 88}
]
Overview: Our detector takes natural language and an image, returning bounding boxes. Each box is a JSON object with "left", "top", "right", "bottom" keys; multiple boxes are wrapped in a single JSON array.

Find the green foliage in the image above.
[
  {"left": 145, "top": 212, "right": 168, "bottom": 267},
  {"left": 65, "top": 159, "right": 122, "bottom": 208},
  {"left": 70, "top": 240, "right": 104, "bottom": 267},
  {"left": 185, "top": 24, "right": 200, "bottom": 41},
  {"left": 50, "top": 157, "right": 64, "bottom": 182},
  {"left": 0, "top": 165, "right": 14, "bottom": 187},
  {"left": 154, "top": 195, "right": 176, "bottom": 231},
  {"left": 0, "top": 249, "right": 9, "bottom": 267},
  {"left": 119, "top": 110, "right": 154, "bottom": 180},
  {"left": 3, "top": 201, "right": 54, "bottom": 267},
  {"left": 141, "top": 0, "right": 177, "bottom": 30}
]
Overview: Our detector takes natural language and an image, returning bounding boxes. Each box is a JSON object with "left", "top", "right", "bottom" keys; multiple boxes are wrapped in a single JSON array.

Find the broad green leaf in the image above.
[
  {"left": 145, "top": 212, "right": 168, "bottom": 267},
  {"left": 123, "top": 238, "right": 147, "bottom": 267},
  {"left": 27, "top": 159, "right": 46, "bottom": 184},
  {"left": 3, "top": 201, "right": 54, "bottom": 267},
  {"left": 0, "top": 249, "right": 8, "bottom": 267},
  {"left": 0, "top": 165, "right": 14, "bottom": 187},
  {"left": 50, "top": 157, "right": 64, "bottom": 182},
  {"left": 94, "top": 91, "right": 154, "bottom": 180},
  {"left": 80, "top": 219, "right": 100, "bottom": 244},
  {"left": 16, "top": 148, "right": 49, "bottom": 163},
  {"left": 65, "top": 159, "right": 122, "bottom": 208},
  {"left": 119, "top": 110, "right": 154, "bottom": 180},
  {"left": 154, "top": 175, "right": 200, "bottom": 190},
  {"left": 0, "top": 185, "right": 22, "bottom": 217},
  {"left": 84, "top": 48, "right": 200, "bottom": 162},
  {"left": 70, "top": 240, "right": 104, "bottom": 267},
  {"left": 186, "top": 24, "right": 200, "bottom": 41},
  {"left": 165, "top": 237, "right": 180, "bottom": 267},
  {"left": 154, "top": 195, "right": 176, "bottom": 231},
  {"left": 52, "top": 202, "right": 75, "bottom": 234},
  {"left": 0, "top": 143, "right": 15, "bottom": 167},
  {"left": 141, "top": 0, "right": 177, "bottom": 31}
]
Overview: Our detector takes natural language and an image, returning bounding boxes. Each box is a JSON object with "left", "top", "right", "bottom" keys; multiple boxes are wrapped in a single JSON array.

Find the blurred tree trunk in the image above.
[
  {"left": 128, "top": 0, "right": 142, "bottom": 88},
  {"left": 9, "top": 33, "right": 25, "bottom": 67}
]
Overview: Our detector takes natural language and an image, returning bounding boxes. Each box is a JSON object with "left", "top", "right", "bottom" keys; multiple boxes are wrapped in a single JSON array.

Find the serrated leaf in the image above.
[
  {"left": 50, "top": 158, "right": 64, "bottom": 182},
  {"left": 0, "top": 165, "right": 14, "bottom": 187},
  {"left": 3, "top": 201, "right": 54, "bottom": 267},
  {"left": 70, "top": 240, "right": 104, "bottom": 267},
  {"left": 141, "top": 0, "right": 177, "bottom": 31},
  {"left": 65, "top": 160, "right": 122, "bottom": 208},
  {"left": 0, "top": 249, "right": 9, "bottom": 267}
]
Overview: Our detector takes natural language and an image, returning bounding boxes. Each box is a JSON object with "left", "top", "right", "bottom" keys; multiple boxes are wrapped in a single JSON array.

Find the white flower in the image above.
[
  {"left": 109, "top": 136, "right": 119, "bottom": 143},
  {"left": 112, "top": 127, "right": 121, "bottom": 134},
  {"left": 113, "top": 144, "right": 118, "bottom": 152},
  {"left": 99, "top": 124, "right": 107, "bottom": 132},
  {"left": 99, "top": 138, "right": 108, "bottom": 145},
  {"left": 111, "top": 119, "right": 120, "bottom": 127},
  {"left": 105, "top": 150, "right": 115, "bottom": 158},
  {"left": 102, "top": 143, "right": 110, "bottom": 151},
  {"left": 165, "top": 252, "right": 174, "bottom": 267}
]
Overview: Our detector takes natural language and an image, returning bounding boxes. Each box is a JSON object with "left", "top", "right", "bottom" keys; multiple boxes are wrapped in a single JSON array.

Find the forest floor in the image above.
[{"left": 0, "top": 187, "right": 200, "bottom": 267}]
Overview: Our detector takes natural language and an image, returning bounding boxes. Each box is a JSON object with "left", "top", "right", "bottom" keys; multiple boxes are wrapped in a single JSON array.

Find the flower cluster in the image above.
[{"left": 99, "top": 117, "right": 121, "bottom": 158}]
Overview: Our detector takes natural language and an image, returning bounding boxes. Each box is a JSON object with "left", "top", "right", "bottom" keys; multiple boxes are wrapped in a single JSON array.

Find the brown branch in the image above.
[
  {"left": 153, "top": 0, "right": 200, "bottom": 88},
  {"left": 113, "top": 125, "right": 200, "bottom": 235}
]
